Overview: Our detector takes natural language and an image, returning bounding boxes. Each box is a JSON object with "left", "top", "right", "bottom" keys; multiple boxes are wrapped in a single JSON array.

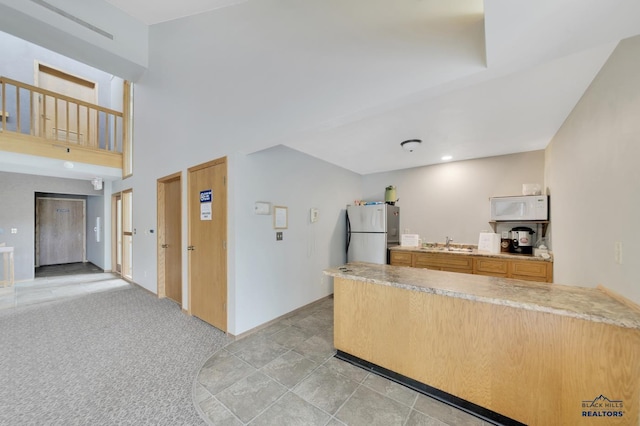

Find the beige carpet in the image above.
[{"left": 0, "top": 281, "right": 231, "bottom": 425}]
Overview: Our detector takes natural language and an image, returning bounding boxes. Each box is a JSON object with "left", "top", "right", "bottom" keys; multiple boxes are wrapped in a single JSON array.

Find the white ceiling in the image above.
[
  {"left": 3, "top": 0, "right": 640, "bottom": 178},
  {"left": 87, "top": 0, "right": 640, "bottom": 175},
  {"left": 104, "top": 0, "right": 251, "bottom": 25}
]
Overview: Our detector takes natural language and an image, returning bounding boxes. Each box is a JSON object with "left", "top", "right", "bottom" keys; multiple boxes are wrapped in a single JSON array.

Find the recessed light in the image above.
[{"left": 441, "top": 155, "right": 453, "bottom": 161}]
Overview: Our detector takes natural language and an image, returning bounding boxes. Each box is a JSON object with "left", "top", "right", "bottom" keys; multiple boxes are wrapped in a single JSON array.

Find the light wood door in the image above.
[
  {"left": 158, "top": 174, "right": 182, "bottom": 305},
  {"left": 37, "top": 198, "right": 85, "bottom": 266},
  {"left": 188, "top": 158, "right": 227, "bottom": 331},
  {"left": 37, "top": 63, "right": 98, "bottom": 145}
]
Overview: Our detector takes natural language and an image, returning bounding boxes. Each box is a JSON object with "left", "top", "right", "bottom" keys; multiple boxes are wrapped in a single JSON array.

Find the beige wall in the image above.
[
  {"left": 545, "top": 36, "right": 640, "bottom": 303},
  {"left": 362, "top": 151, "right": 546, "bottom": 246}
]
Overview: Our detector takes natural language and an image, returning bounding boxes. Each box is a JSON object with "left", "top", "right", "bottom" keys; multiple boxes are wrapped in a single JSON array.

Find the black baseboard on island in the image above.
[{"left": 335, "top": 350, "right": 526, "bottom": 426}]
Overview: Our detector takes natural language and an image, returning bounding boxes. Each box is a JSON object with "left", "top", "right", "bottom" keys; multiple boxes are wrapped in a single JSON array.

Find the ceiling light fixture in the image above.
[
  {"left": 441, "top": 155, "right": 453, "bottom": 161},
  {"left": 400, "top": 139, "right": 422, "bottom": 152},
  {"left": 63, "top": 161, "right": 74, "bottom": 169}
]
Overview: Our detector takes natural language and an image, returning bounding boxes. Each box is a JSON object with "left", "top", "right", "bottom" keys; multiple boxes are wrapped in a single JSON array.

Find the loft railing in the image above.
[{"left": 0, "top": 76, "right": 123, "bottom": 154}]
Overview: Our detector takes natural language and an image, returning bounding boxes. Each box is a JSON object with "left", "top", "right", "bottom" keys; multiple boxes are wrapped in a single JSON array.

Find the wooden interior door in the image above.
[
  {"left": 188, "top": 158, "right": 227, "bottom": 331},
  {"left": 37, "top": 63, "right": 97, "bottom": 145},
  {"left": 37, "top": 198, "right": 85, "bottom": 266},
  {"left": 158, "top": 173, "right": 182, "bottom": 305}
]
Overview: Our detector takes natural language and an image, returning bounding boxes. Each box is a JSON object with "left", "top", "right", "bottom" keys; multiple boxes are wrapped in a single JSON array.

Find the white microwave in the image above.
[{"left": 490, "top": 195, "right": 549, "bottom": 221}]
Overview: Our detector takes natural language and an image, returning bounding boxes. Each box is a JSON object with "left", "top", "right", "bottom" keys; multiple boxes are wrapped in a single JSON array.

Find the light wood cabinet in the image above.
[
  {"left": 333, "top": 276, "right": 640, "bottom": 425},
  {"left": 389, "top": 251, "right": 412, "bottom": 267},
  {"left": 473, "top": 257, "right": 508, "bottom": 278},
  {"left": 390, "top": 250, "right": 553, "bottom": 283},
  {"left": 510, "top": 260, "right": 553, "bottom": 282},
  {"left": 412, "top": 252, "right": 473, "bottom": 274}
]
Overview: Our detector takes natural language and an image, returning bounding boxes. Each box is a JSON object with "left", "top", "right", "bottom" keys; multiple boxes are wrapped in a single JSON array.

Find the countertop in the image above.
[
  {"left": 391, "top": 244, "right": 553, "bottom": 262},
  {"left": 324, "top": 262, "right": 640, "bottom": 330}
]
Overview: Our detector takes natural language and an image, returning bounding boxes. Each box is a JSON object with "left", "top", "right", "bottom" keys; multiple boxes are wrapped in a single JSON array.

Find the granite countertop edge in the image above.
[
  {"left": 390, "top": 245, "right": 553, "bottom": 262},
  {"left": 324, "top": 265, "right": 640, "bottom": 330}
]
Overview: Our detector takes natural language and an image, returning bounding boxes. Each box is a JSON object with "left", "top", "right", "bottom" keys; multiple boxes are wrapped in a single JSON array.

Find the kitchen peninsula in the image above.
[{"left": 325, "top": 263, "right": 640, "bottom": 425}]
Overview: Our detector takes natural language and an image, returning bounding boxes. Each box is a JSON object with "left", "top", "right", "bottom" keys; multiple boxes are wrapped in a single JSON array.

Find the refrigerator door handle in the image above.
[{"left": 346, "top": 211, "right": 351, "bottom": 254}]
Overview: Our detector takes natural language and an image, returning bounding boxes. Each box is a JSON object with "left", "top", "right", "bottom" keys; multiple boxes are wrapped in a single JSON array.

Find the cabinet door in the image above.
[
  {"left": 390, "top": 251, "right": 412, "bottom": 267},
  {"left": 474, "top": 258, "right": 508, "bottom": 278},
  {"left": 414, "top": 253, "right": 472, "bottom": 273},
  {"left": 413, "top": 253, "right": 439, "bottom": 269},
  {"left": 435, "top": 255, "right": 473, "bottom": 273},
  {"left": 509, "top": 261, "right": 552, "bottom": 282},
  {"left": 441, "top": 266, "right": 474, "bottom": 274}
]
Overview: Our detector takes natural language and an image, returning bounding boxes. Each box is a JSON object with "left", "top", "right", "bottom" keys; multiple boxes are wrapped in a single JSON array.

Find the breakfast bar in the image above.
[{"left": 324, "top": 262, "right": 640, "bottom": 425}]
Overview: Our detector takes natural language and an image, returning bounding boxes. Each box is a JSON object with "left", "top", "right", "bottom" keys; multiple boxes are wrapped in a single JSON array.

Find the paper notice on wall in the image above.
[{"left": 200, "top": 190, "right": 212, "bottom": 221}]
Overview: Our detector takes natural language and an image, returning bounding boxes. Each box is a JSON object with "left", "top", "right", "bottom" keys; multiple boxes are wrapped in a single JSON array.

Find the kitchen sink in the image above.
[
  {"left": 446, "top": 247, "right": 473, "bottom": 253},
  {"left": 421, "top": 247, "right": 473, "bottom": 253}
]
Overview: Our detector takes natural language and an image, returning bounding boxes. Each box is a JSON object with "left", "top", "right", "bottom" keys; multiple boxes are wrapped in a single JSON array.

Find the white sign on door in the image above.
[{"left": 200, "top": 189, "right": 212, "bottom": 221}]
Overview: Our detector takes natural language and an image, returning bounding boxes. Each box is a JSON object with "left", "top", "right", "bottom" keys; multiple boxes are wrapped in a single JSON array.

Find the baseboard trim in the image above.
[
  {"left": 230, "top": 294, "right": 333, "bottom": 341},
  {"left": 335, "top": 350, "right": 525, "bottom": 426},
  {"left": 128, "top": 280, "right": 158, "bottom": 297},
  {"left": 597, "top": 284, "right": 640, "bottom": 314}
]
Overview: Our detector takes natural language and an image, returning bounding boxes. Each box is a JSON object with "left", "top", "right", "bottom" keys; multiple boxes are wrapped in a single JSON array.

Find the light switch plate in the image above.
[{"left": 310, "top": 208, "right": 319, "bottom": 223}]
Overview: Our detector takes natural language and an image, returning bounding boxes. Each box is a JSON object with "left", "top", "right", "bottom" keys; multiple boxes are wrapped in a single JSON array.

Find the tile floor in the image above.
[
  {"left": 195, "top": 297, "right": 493, "bottom": 426},
  {"left": 34, "top": 261, "right": 104, "bottom": 278}
]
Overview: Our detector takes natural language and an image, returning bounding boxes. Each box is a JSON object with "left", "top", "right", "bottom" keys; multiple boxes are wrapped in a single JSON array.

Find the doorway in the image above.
[
  {"left": 157, "top": 173, "right": 182, "bottom": 305},
  {"left": 35, "top": 197, "right": 86, "bottom": 266},
  {"left": 188, "top": 157, "right": 227, "bottom": 331},
  {"left": 35, "top": 62, "right": 98, "bottom": 145},
  {"left": 112, "top": 190, "right": 133, "bottom": 280}
]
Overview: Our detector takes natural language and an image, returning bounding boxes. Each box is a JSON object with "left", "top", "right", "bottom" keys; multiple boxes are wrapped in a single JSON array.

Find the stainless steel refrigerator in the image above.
[{"left": 346, "top": 204, "right": 400, "bottom": 264}]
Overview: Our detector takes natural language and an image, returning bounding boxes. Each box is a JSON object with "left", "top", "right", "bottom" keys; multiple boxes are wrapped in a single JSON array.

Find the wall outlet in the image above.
[
  {"left": 276, "top": 232, "right": 283, "bottom": 241},
  {"left": 11, "top": 228, "right": 17, "bottom": 234}
]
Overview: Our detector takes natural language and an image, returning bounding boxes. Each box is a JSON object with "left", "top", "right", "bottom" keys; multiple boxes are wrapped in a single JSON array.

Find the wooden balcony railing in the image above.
[{"left": 0, "top": 76, "right": 124, "bottom": 169}]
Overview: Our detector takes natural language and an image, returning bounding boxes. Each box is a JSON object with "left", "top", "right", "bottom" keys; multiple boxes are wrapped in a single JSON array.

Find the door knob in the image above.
[
  {"left": 187, "top": 246, "right": 195, "bottom": 251},
  {"left": 161, "top": 244, "right": 168, "bottom": 248}
]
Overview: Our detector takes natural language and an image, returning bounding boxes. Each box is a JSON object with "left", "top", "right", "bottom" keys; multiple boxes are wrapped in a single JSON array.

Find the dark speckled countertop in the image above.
[{"left": 324, "top": 262, "right": 640, "bottom": 330}]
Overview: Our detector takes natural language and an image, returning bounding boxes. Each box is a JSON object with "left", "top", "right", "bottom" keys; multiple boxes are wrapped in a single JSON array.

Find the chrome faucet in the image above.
[{"left": 445, "top": 236, "right": 453, "bottom": 250}]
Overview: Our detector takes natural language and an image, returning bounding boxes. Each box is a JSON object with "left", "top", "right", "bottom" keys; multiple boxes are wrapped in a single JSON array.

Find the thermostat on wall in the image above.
[{"left": 254, "top": 202, "right": 271, "bottom": 215}]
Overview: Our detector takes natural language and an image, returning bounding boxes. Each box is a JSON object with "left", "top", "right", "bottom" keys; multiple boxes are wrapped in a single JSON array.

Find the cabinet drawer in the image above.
[
  {"left": 510, "top": 261, "right": 549, "bottom": 278},
  {"left": 390, "top": 251, "right": 412, "bottom": 267},
  {"left": 414, "top": 253, "right": 472, "bottom": 272},
  {"left": 474, "top": 258, "right": 508, "bottom": 275}
]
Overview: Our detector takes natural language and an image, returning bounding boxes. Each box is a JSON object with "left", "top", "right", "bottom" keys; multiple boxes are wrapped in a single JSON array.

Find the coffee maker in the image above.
[{"left": 510, "top": 227, "right": 535, "bottom": 255}]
